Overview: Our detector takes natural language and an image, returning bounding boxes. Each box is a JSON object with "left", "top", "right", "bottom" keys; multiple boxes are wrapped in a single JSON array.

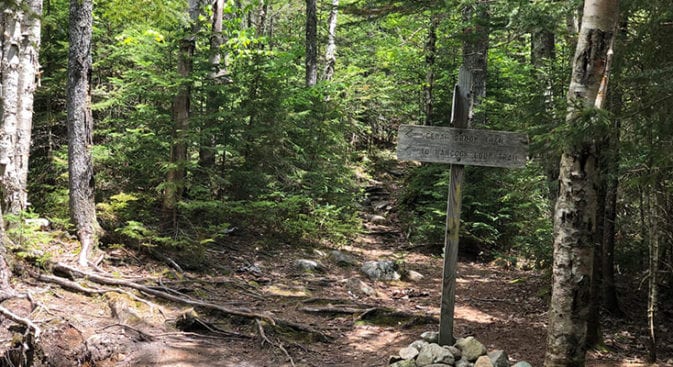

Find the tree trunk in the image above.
[
  {"left": 423, "top": 13, "right": 439, "bottom": 126},
  {"left": 199, "top": 0, "right": 228, "bottom": 181},
  {"left": 461, "top": 0, "right": 489, "bottom": 125},
  {"left": 602, "top": 114, "right": 621, "bottom": 315},
  {"left": 305, "top": 0, "right": 318, "bottom": 87},
  {"left": 67, "top": 0, "right": 100, "bottom": 267},
  {"left": 0, "top": 0, "right": 42, "bottom": 215},
  {"left": 544, "top": 1, "right": 619, "bottom": 366},
  {"left": 163, "top": 0, "right": 201, "bottom": 226},
  {"left": 530, "top": 10, "right": 559, "bottom": 209},
  {"left": 323, "top": 0, "right": 339, "bottom": 82},
  {"left": 646, "top": 185, "right": 659, "bottom": 363}
]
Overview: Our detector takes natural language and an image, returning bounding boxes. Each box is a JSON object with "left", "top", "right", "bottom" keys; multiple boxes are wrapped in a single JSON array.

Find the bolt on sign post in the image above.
[{"left": 396, "top": 67, "right": 528, "bottom": 345}]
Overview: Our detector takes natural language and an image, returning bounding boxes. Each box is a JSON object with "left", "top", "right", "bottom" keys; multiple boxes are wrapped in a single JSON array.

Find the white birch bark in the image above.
[
  {"left": 323, "top": 0, "right": 339, "bottom": 82},
  {"left": 544, "top": 1, "right": 619, "bottom": 366},
  {"left": 0, "top": 1, "right": 42, "bottom": 215}
]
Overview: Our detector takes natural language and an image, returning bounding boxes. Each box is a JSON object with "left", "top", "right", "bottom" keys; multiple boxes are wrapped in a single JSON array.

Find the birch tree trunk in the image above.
[
  {"left": 199, "top": 0, "right": 228, "bottom": 179},
  {"left": 423, "top": 14, "right": 439, "bottom": 126},
  {"left": 462, "top": 0, "right": 489, "bottom": 124},
  {"left": 323, "top": 0, "right": 339, "bottom": 82},
  {"left": 0, "top": 0, "right": 42, "bottom": 215},
  {"left": 305, "top": 0, "right": 318, "bottom": 87},
  {"left": 544, "top": 1, "right": 619, "bottom": 366},
  {"left": 67, "top": 0, "right": 100, "bottom": 267}
]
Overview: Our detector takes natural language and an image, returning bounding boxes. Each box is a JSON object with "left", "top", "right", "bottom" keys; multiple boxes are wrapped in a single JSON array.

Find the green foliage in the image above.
[{"left": 4, "top": 212, "right": 57, "bottom": 267}]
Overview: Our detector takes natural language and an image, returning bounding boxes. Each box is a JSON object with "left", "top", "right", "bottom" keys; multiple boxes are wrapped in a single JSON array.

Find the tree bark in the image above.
[
  {"left": 0, "top": 0, "right": 42, "bottom": 215},
  {"left": 646, "top": 185, "right": 659, "bottom": 363},
  {"left": 163, "top": 0, "right": 202, "bottom": 226},
  {"left": 423, "top": 13, "right": 439, "bottom": 126},
  {"left": 67, "top": 0, "right": 100, "bottom": 267},
  {"left": 544, "top": 1, "right": 619, "bottom": 366},
  {"left": 461, "top": 0, "right": 489, "bottom": 125},
  {"left": 199, "top": 0, "right": 229, "bottom": 180},
  {"left": 323, "top": 0, "right": 339, "bottom": 82},
  {"left": 305, "top": 0, "right": 318, "bottom": 87}
]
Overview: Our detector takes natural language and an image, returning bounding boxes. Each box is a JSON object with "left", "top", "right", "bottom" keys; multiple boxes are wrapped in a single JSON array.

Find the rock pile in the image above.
[{"left": 389, "top": 332, "right": 532, "bottom": 367}]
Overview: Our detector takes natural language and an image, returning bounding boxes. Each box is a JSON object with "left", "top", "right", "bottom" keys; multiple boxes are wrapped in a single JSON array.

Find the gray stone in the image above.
[
  {"left": 403, "top": 270, "right": 425, "bottom": 282},
  {"left": 475, "top": 355, "right": 494, "bottom": 367},
  {"left": 361, "top": 260, "right": 401, "bottom": 281},
  {"left": 456, "top": 358, "right": 473, "bottom": 367},
  {"left": 511, "top": 362, "right": 532, "bottom": 367},
  {"left": 329, "top": 250, "right": 358, "bottom": 267},
  {"left": 344, "top": 277, "right": 376, "bottom": 297},
  {"left": 294, "top": 259, "right": 324, "bottom": 272},
  {"left": 399, "top": 346, "right": 420, "bottom": 360},
  {"left": 443, "top": 345, "right": 461, "bottom": 359},
  {"left": 488, "top": 350, "right": 509, "bottom": 367},
  {"left": 416, "top": 343, "right": 455, "bottom": 367},
  {"left": 409, "top": 340, "right": 429, "bottom": 351},
  {"left": 420, "top": 331, "right": 439, "bottom": 343},
  {"left": 390, "top": 360, "right": 417, "bottom": 367},
  {"left": 455, "top": 336, "right": 487, "bottom": 362},
  {"left": 370, "top": 214, "right": 388, "bottom": 224}
]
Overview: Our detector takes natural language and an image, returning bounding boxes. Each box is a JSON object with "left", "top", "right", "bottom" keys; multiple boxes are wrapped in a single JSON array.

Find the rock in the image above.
[
  {"left": 456, "top": 357, "right": 473, "bottom": 367},
  {"left": 399, "top": 346, "right": 420, "bottom": 360},
  {"left": 511, "top": 362, "right": 532, "bottom": 367},
  {"left": 475, "top": 355, "right": 494, "bottom": 367},
  {"left": 404, "top": 270, "right": 425, "bottom": 282},
  {"left": 329, "top": 250, "right": 358, "bottom": 267},
  {"left": 416, "top": 343, "right": 455, "bottom": 367},
  {"left": 455, "top": 336, "right": 487, "bottom": 362},
  {"left": 443, "top": 345, "right": 462, "bottom": 359},
  {"left": 344, "top": 277, "right": 376, "bottom": 297},
  {"left": 409, "top": 340, "right": 429, "bottom": 351},
  {"left": 420, "top": 331, "right": 439, "bottom": 343},
  {"left": 488, "top": 350, "right": 509, "bottom": 367},
  {"left": 294, "top": 259, "right": 324, "bottom": 272},
  {"left": 390, "top": 359, "right": 417, "bottom": 367},
  {"left": 25, "top": 217, "right": 50, "bottom": 230},
  {"left": 361, "top": 260, "right": 401, "bottom": 281},
  {"left": 370, "top": 214, "right": 388, "bottom": 224}
]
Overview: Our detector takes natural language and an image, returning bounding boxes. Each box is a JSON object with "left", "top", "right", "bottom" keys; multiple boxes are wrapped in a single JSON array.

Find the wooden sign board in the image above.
[{"left": 396, "top": 125, "right": 528, "bottom": 168}]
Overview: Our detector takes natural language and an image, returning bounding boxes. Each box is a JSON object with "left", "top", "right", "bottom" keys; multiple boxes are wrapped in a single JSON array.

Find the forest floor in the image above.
[{"left": 1, "top": 161, "right": 672, "bottom": 366}]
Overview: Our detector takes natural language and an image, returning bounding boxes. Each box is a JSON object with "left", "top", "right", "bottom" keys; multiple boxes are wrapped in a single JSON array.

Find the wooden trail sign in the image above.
[
  {"left": 396, "top": 67, "right": 528, "bottom": 345},
  {"left": 396, "top": 125, "right": 528, "bottom": 168}
]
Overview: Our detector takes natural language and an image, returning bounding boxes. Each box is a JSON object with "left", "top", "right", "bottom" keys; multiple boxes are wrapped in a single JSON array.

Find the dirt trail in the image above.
[{"left": 0, "top": 165, "right": 671, "bottom": 366}]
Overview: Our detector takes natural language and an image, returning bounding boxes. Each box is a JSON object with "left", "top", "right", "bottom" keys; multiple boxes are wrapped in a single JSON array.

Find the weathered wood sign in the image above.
[
  {"left": 396, "top": 125, "right": 528, "bottom": 168},
  {"left": 396, "top": 67, "right": 528, "bottom": 346}
]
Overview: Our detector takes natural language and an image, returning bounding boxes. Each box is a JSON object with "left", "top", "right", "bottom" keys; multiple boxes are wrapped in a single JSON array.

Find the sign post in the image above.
[{"left": 396, "top": 68, "right": 528, "bottom": 345}]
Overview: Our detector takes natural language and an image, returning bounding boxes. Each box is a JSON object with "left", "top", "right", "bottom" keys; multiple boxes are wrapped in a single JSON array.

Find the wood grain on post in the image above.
[{"left": 438, "top": 67, "right": 472, "bottom": 346}]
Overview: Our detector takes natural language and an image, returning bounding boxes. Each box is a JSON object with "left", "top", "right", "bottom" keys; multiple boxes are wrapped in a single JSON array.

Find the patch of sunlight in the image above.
[
  {"left": 454, "top": 305, "right": 502, "bottom": 324},
  {"left": 263, "top": 284, "right": 310, "bottom": 297},
  {"left": 344, "top": 325, "right": 405, "bottom": 353},
  {"left": 456, "top": 277, "right": 495, "bottom": 284}
]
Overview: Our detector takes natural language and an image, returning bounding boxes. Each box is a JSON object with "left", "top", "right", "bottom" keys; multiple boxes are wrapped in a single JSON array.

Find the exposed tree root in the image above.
[
  {"left": 48, "top": 263, "right": 331, "bottom": 342},
  {"left": 256, "top": 319, "right": 295, "bottom": 367},
  {"left": 0, "top": 305, "right": 41, "bottom": 339}
]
